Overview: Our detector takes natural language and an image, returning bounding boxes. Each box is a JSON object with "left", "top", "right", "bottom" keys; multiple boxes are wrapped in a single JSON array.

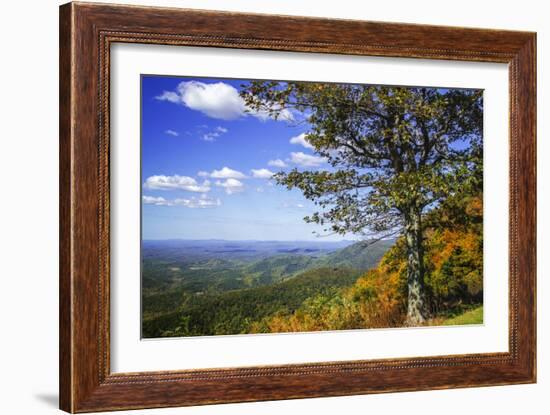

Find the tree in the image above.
[{"left": 241, "top": 83, "right": 482, "bottom": 325}]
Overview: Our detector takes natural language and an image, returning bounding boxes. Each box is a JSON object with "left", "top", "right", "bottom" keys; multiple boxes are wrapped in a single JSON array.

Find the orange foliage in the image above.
[{"left": 253, "top": 195, "right": 483, "bottom": 333}]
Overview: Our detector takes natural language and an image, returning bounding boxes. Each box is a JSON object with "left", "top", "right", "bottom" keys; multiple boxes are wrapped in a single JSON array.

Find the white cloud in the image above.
[
  {"left": 156, "top": 81, "right": 293, "bottom": 122},
  {"left": 174, "top": 195, "right": 221, "bottom": 208},
  {"left": 289, "top": 133, "right": 314, "bottom": 150},
  {"left": 201, "top": 126, "right": 229, "bottom": 142},
  {"left": 142, "top": 194, "right": 221, "bottom": 208},
  {"left": 164, "top": 81, "right": 245, "bottom": 120},
  {"left": 268, "top": 159, "right": 288, "bottom": 168},
  {"left": 197, "top": 171, "right": 210, "bottom": 177},
  {"left": 215, "top": 178, "right": 244, "bottom": 194},
  {"left": 297, "top": 203, "right": 305, "bottom": 208},
  {"left": 289, "top": 152, "right": 326, "bottom": 167},
  {"left": 251, "top": 168, "right": 275, "bottom": 179},
  {"left": 156, "top": 91, "right": 179, "bottom": 103},
  {"left": 208, "top": 167, "right": 247, "bottom": 179},
  {"left": 142, "top": 196, "right": 172, "bottom": 206},
  {"left": 256, "top": 187, "right": 264, "bottom": 193},
  {"left": 165, "top": 129, "right": 179, "bottom": 137},
  {"left": 143, "top": 175, "right": 211, "bottom": 192},
  {"left": 202, "top": 132, "right": 219, "bottom": 141},
  {"left": 253, "top": 105, "right": 295, "bottom": 123}
]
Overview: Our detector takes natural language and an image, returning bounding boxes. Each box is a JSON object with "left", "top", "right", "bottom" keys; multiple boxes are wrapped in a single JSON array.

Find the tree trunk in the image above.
[{"left": 404, "top": 206, "right": 429, "bottom": 325}]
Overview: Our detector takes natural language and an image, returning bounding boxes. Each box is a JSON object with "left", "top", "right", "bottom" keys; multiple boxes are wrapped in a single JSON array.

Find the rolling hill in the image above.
[{"left": 141, "top": 239, "right": 395, "bottom": 337}]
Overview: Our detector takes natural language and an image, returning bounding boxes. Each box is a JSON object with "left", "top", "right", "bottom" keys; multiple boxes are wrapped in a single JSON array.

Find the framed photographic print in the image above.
[{"left": 59, "top": 2, "right": 536, "bottom": 412}]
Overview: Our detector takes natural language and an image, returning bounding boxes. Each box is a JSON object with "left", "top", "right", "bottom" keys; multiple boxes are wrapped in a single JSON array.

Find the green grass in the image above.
[{"left": 441, "top": 306, "right": 483, "bottom": 326}]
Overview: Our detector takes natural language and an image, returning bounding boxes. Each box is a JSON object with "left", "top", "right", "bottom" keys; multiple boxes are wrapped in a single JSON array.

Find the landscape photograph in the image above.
[{"left": 141, "top": 75, "right": 484, "bottom": 338}]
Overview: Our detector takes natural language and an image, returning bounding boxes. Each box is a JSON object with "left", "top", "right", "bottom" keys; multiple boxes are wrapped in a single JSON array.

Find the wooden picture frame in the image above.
[{"left": 59, "top": 2, "right": 536, "bottom": 412}]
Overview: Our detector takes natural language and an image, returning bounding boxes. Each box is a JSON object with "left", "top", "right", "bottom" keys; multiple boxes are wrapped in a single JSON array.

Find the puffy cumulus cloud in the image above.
[
  {"left": 251, "top": 168, "right": 275, "bottom": 179},
  {"left": 156, "top": 81, "right": 293, "bottom": 122},
  {"left": 142, "top": 194, "right": 221, "bottom": 208},
  {"left": 215, "top": 178, "right": 245, "bottom": 194},
  {"left": 143, "top": 175, "right": 211, "bottom": 192},
  {"left": 268, "top": 159, "right": 288, "bottom": 168},
  {"left": 289, "top": 133, "right": 314, "bottom": 150},
  {"left": 204, "top": 167, "right": 247, "bottom": 179},
  {"left": 158, "top": 81, "right": 245, "bottom": 120},
  {"left": 289, "top": 152, "right": 326, "bottom": 167}
]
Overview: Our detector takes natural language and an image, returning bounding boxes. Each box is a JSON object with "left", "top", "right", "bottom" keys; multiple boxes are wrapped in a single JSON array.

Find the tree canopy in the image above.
[{"left": 241, "top": 82, "right": 483, "bottom": 323}]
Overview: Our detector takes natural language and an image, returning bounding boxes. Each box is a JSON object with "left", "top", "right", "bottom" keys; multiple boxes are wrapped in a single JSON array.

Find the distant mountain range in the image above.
[
  {"left": 142, "top": 239, "right": 358, "bottom": 261},
  {"left": 142, "top": 239, "right": 395, "bottom": 289}
]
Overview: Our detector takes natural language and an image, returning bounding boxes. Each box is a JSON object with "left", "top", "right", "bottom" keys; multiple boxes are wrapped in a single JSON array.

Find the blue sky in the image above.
[{"left": 141, "top": 75, "right": 337, "bottom": 241}]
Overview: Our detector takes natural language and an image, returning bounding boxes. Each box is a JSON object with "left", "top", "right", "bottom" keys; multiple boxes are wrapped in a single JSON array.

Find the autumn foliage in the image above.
[{"left": 251, "top": 195, "right": 483, "bottom": 333}]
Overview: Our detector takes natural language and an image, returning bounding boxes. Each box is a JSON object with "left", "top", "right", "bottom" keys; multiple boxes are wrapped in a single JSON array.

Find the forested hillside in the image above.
[
  {"left": 251, "top": 195, "right": 483, "bottom": 333},
  {"left": 143, "top": 267, "right": 362, "bottom": 337},
  {"left": 141, "top": 239, "right": 393, "bottom": 337}
]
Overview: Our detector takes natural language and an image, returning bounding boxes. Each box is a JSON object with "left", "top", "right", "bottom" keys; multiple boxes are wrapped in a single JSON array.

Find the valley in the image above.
[{"left": 141, "top": 239, "right": 394, "bottom": 337}]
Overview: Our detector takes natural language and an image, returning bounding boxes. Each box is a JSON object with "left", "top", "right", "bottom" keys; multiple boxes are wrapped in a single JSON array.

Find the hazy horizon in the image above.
[{"left": 141, "top": 238, "right": 360, "bottom": 242}]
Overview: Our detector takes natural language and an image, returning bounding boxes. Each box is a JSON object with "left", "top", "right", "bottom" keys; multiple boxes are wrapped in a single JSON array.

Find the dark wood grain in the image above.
[
  {"left": 59, "top": 3, "right": 73, "bottom": 412},
  {"left": 59, "top": 2, "right": 536, "bottom": 412}
]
